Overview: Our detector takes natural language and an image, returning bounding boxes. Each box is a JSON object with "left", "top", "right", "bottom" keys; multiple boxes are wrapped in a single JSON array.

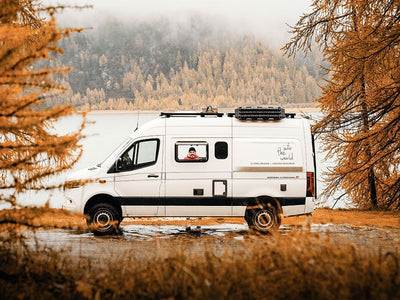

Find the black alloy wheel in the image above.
[
  {"left": 88, "top": 203, "right": 121, "bottom": 235},
  {"left": 245, "top": 206, "right": 281, "bottom": 233}
]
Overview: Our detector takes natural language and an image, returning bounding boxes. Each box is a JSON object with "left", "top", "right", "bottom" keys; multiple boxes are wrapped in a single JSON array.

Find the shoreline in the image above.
[{"left": 86, "top": 107, "right": 321, "bottom": 115}]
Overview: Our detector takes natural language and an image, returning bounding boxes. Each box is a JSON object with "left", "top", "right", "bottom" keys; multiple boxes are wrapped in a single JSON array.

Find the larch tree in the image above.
[
  {"left": 0, "top": 1, "right": 87, "bottom": 205},
  {"left": 283, "top": 0, "right": 400, "bottom": 209}
]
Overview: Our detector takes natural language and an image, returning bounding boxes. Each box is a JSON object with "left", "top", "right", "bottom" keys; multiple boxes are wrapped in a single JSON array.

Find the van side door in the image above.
[
  {"left": 164, "top": 138, "right": 232, "bottom": 216},
  {"left": 114, "top": 137, "right": 163, "bottom": 216}
]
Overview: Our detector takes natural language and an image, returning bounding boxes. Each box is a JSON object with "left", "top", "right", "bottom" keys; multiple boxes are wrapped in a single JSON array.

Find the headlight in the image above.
[{"left": 64, "top": 180, "right": 85, "bottom": 190}]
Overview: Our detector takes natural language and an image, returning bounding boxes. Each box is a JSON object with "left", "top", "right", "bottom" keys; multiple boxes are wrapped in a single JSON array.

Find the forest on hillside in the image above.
[{"left": 49, "top": 18, "right": 324, "bottom": 110}]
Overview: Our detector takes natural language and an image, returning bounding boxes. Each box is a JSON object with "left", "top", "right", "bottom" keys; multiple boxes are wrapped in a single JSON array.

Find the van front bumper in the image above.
[
  {"left": 62, "top": 200, "right": 78, "bottom": 212},
  {"left": 63, "top": 186, "right": 84, "bottom": 213}
]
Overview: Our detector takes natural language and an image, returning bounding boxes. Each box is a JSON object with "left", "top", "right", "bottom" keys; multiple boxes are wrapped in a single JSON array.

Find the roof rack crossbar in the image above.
[
  {"left": 285, "top": 113, "right": 296, "bottom": 118},
  {"left": 160, "top": 112, "right": 224, "bottom": 118}
]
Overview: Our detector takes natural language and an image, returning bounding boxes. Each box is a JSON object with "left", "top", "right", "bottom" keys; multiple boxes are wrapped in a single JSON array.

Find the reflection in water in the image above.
[
  {"left": 20, "top": 222, "right": 400, "bottom": 269},
  {"left": 27, "top": 222, "right": 400, "bottom": 257},
  {"left": 120, "top": 223, "right": 249, "bottom": 240}
]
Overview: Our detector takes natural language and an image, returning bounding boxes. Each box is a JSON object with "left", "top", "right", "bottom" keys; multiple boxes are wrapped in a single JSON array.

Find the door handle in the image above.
[{"left": 148, "top": 174, "right": 159, "bottom": 178}]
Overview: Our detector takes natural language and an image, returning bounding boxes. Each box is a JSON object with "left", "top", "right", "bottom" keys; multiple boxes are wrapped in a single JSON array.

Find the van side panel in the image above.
[
  {"left": 113, "top": 116, "right": 314, "bottom": 218},
  {"left": 232, "top": 118, "right": 309, "bottom": 217}
]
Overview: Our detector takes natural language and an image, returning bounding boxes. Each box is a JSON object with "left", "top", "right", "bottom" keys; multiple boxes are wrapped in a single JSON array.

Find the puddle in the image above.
[
  {"left": 121, "top": 223, "right": 249, "bottom": 240},
  {"left": 22, "top": 222, "right": 400, "bottom": 261}
]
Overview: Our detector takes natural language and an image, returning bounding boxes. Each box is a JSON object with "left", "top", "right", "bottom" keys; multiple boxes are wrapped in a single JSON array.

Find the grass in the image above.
[
  {"left": 1, "top": 207, "right": 399, "bottom": 229},
  {"left": 1, "top": 231, "right": 399, "bottom": 299},
  {"left": 0, "top": 207, "right": 400, "bottom": 299},
  {"left": 283, "top": 207, "right": 400, "bottom": 228}
]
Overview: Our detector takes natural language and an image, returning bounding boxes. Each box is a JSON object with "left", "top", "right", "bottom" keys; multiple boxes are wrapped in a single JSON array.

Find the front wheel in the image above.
[
  {"left": 245, "top": 206, "right": 281, "bottom": 233},
  {"left": 87, "top": 203, "right": 121, "bottom": 235}
]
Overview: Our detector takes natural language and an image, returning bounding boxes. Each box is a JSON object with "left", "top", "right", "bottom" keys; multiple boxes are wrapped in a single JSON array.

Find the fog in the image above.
[{"left": 48, "top": 0, "right": 313, "bottom": 48}]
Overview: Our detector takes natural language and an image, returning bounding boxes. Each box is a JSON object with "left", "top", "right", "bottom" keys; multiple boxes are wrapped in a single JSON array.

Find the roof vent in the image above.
[{"left": 235, "top": 106, "right": 286, "bottom": 120}]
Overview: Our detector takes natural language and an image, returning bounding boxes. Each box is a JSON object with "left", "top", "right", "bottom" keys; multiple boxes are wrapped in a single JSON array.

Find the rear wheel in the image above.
[
  {"left": 87, "top": 203, "right": 121, "bottom": 235},
  {"left": 245, "top": 205, "right": 281, "bottom": 233}
]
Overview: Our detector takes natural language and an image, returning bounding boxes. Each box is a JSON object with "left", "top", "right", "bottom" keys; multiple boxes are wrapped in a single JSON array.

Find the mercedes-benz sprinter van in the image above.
[{"left": 63, "top": 106, "right": 316, "bottom": 235}]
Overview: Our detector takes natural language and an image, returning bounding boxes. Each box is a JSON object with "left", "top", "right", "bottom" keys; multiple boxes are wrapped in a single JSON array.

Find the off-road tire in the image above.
[
  {"left": 88, "top": 203, "right": 121, "bottom": 236},
  {"left": 245, "top": 206, "right": 281, "bottom": 233}
]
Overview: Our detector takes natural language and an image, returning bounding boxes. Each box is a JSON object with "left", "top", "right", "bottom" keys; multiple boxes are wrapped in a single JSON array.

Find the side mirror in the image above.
[{"left": 115, "top": 157, "right": 123, "bottom": 171}]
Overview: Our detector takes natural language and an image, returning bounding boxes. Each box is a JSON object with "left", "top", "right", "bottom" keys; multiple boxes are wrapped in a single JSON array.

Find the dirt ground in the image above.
[
  {"left": 2, "top": 207, "right": 400, "bottom": 265},
  {"left": 284, "top": 208, "right": 400, "bottom": 228},
  {"left": 1, "top": 207, "right": 399, "bottom": 230},
  {"left": 119, "top": 207, "right": 400, "bottom": 229}
]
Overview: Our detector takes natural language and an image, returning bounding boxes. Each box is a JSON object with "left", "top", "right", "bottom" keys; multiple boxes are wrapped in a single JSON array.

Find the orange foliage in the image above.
[
  {"left": 284, "top": 0, "right": 400, "bottom": 209},
  {"left": 0, "top": 1, "right": 86, "bottom": 204}
]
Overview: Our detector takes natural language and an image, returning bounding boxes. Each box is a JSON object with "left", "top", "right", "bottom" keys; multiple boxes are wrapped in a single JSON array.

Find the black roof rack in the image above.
[
  {"left": 285, "top": 113, "right": 296, "bottom": 118},
  {"left": 160, "top": 112, "right": 224, "bottom": 118},
  {"left": 160, "top": 106, "right": 296, "bottom": 119},
  {"left": 226, "top": 112, "right": 297, "bottom": 119},
  {"left": 234, "top": 106, "right": 286, "bottom": 120}
]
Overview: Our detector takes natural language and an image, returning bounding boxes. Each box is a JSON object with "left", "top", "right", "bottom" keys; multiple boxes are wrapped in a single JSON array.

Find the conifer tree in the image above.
[
  {"left": 0, "top": 1, "right": 86, "bottom": 204},
  {"left": 283, "top": 0, "right": 400, "bottom": 209}
]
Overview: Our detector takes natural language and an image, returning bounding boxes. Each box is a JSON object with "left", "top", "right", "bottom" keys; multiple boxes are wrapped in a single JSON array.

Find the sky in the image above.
[{"left": 51, "top": 0, "right": 313, "bottom": 48}]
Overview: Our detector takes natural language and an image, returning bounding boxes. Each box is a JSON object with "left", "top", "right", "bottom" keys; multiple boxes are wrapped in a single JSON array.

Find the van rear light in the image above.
[{"left": 307, "top": 172, "right": 315, "bottom": 197}]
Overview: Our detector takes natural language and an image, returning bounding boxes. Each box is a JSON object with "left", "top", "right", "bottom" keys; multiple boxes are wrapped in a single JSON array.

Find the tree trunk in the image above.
[
  {"left": 360, "top": 67, "right": 378, "bottom": 209},
  {"left": 368, "top": 168, "right": 378, "bottom": 208},
  {"left": 361, "top": 106, "right": 378, "bottom": 208}
]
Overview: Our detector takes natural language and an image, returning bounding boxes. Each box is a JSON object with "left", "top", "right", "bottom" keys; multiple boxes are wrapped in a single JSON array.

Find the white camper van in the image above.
[{"left": 63, "top": 106, "right": 316, "bottom": 235}]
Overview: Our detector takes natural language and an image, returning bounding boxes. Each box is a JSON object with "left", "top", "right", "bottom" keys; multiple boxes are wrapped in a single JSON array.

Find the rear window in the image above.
[{"left": 215, "top": 142, "right": 228, "bottom": 159}]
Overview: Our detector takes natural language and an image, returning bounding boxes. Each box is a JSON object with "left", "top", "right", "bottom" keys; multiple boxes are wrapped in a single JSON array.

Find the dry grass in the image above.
[
  {"left": 0, "top": 230, "right": 399, "bottom": 299},
  {"left": 1, "top": 207, "right": 400, "bottom": 299},
  {"left": 0, "top": 207, "right": 87, "bottom": 232},
  {"left": 1, "top": 207, "right": 399, "bottom": 230},
  {"left": 283, "top": 208, "right": 400, "bottom": 228},
  {"left": 120, "top": 207, "right": 400, "bottom": 228}
]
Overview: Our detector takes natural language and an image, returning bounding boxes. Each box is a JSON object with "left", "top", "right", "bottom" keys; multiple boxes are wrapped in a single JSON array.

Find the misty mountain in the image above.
[{"left": 50, "top": 18, "right": 324, "bottom": 110}]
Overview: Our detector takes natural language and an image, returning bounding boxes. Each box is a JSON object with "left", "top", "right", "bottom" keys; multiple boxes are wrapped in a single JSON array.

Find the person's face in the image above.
[{"left": 188, "top": 150, "right": 196, "bottom": 158}]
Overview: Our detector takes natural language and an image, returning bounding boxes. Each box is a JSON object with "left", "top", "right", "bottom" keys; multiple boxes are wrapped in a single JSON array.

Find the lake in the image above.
[{"left": 9, "top": 112, "right": 342, "bottom": 209}]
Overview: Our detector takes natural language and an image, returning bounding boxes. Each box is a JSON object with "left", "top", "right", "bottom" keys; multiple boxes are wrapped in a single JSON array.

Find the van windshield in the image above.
[{"left": 97, "top": 137, "right": 133, "bottom": 167}]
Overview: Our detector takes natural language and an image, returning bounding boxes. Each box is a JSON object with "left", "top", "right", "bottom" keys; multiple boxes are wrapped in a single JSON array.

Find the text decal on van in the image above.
[
  {"left": 277, "top": 143, "right": 294, "bottom": 161},
  {"left": 233, "top": 139, "right": 303, "bottom": 172}
]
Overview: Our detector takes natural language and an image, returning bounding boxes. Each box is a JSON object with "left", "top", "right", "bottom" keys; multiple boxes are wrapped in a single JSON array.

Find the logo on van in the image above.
[{"left": 277, "top": 143, "right": 294, "bottom": 161}]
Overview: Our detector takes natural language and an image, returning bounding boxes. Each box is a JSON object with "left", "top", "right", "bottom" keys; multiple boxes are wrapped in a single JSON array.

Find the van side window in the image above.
[
  {"left": 215, "top": 142, "right": 228, "bottom": 159},
  {"left": 175, "top": 142, "right": 208, "bottom": 162},
  {"left": 117, "top": 139, "right": 159, "bottom": 172}
]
